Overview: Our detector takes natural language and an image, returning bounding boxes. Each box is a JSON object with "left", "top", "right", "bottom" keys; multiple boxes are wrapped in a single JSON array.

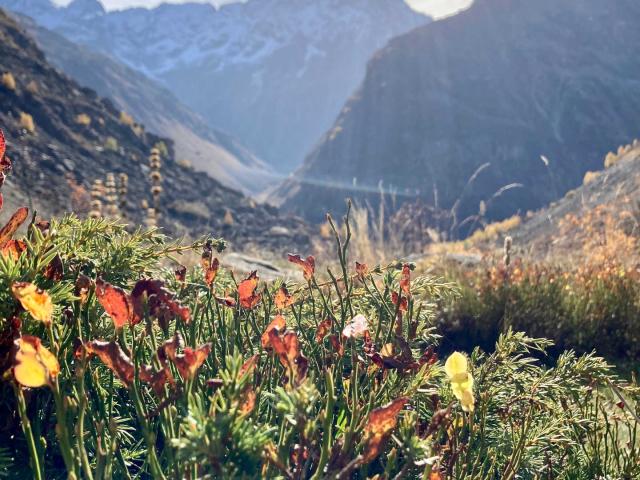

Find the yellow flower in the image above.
[
  {"left": 13, "top": 336, "right": 60, "bottom": 388},
  {"left": 445, "top": 352, "right": 475, "bottom": 412},
  {"left": 11, "top": 282, "right": 53, "bottom": 325}
]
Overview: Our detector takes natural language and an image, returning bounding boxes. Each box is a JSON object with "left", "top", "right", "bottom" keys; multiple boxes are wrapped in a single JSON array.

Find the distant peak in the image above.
[{"left": 66, "top": 0, "right": 105, "bottom": 19}]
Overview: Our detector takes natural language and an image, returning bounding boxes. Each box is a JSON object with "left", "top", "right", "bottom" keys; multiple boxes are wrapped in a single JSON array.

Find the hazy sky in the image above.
[{"left": 53, "top": 0, "right": 473, "bottom": 19}]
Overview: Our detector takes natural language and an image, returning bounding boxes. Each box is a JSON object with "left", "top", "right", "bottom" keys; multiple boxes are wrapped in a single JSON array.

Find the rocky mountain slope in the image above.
[
  {"left": 1, "top": 0, "right": 429, "bottom": 172},
  {"left": 273, "top": 0, "right": 640, "bottom": 225},
  {"left": 15, "top": 13, "right": 274, "bottom": 194},
  {"left": 0, "top": 8, "right": 309, "bottom": 252}
]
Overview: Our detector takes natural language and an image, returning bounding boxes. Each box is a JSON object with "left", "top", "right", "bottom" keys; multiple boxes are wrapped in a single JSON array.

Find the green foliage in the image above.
[{"left": 0, "top": 210, "right": 638, "bottom": 479}]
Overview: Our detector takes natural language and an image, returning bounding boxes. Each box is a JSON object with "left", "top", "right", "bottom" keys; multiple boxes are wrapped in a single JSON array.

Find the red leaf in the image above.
[
  {"left": 95, "top": 278, "right": 133, "bottom": 329},
  {"left": 237, "top": 271, "right": 261, "bottom": 309},
  {"left": 0, "top": 129, "right": 5, "bottom": 160},
  {"left": 328, "top": 334, "right": 344, "bottom": 357},
  {"left": 84, "top": 340, "right": 136, "bottom": 385},
  {"left": 287, "top": 254, "right": 315, "bottom": 281}
]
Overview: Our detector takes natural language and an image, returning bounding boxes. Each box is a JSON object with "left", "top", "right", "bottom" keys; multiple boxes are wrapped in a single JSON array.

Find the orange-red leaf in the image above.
[
  {"left": 203, "top": 257, "right": 219, "bottom": 287},
  {"left": 391, "top": 292, "right": 408, "bottom": 312},
  {"left": 274, "top": 285, "right": 294, "bottom": 310},
  {"left": 400, "top": 263, "right": 411, "bottom": 297},
  {"left": 315, "top": 318, "right": 332, "bottom": 343},
  {"left": 1, "top": 239, "right": 26, "bottom": 260},
  {"left": 0, "top": 129, "right": 5, "bottom": 160},
  {"left": 0, "top": 207, "right": 28, "bottom": 248},
  {"left": 268, "top": 329, "right": 308, "bottom": 384},
  {"left": 362, "top": 397, "right": 409, "bottom": 463},
  {"left": 158, "top": 332, "right": 210, "bottom": 380},
  {"left": 287, "top": 254, "right": 315, "bottom": 281},
  {"left": 96, "top": 277, "right": 133, "bottom": 329},
  {"left": 261, "top": 314, "right": 286, "bottom": 350},
  {"left": 238, "top": 271, "right": 261, "bottom": 309},
  {"left": 172, "top": 344, "right": 211, "bottom": 380}
]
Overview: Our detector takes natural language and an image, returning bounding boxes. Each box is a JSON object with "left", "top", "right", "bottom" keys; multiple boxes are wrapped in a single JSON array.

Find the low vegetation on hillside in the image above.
[{"left": 0, "top": 125, "right": 639, "bottom": 479}]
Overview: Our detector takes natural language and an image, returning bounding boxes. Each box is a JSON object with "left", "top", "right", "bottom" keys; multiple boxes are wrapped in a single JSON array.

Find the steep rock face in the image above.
[
  {"left": 273, "top": 0, "right": 640, "bottom": 224},
  {"left": 0, "top": 0, "right": 428, "bottom": 172},
  {"left": 15, "top": 13, "right": 275, "bottom": 194},
  {"left": 0, "top": 9, "right": 310, "bottom": 251}
]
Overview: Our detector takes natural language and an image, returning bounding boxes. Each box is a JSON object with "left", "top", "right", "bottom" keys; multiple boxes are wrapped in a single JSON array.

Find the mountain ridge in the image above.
[
  {"left": 0, "top": 8, "right": 310, "bottom": 251},
  {"left": 272, "top": 0, "right": 640, "bottom": 226},
  {"left": 0, "top": 0, "right": 429, "bottom": 171}
]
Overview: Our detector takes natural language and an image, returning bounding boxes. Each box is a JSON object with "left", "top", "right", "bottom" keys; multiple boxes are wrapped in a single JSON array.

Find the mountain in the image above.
[
  {"left": 14, "top": 13, "right": 275, "bottom": 194},
  {"left": 0, "top": 0, "right": 429, "bottom": 172},
  {"left": 272, "top": 0, "right": 640, "bottom": 225},
  {"left": 0, "top": 8, "right": 310, "bottom": 252}
]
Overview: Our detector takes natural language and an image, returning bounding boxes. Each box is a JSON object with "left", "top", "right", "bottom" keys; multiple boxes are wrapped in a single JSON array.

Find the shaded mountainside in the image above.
[
  {"left": 15, "top": 13, "right": 275, "bottom": 194},
  {"left": 0, "top": 9, "right": 310, "bottom": 251},
  {"left": 273, "top": 0, "right": 640, "bottom": 225},
  {"left": 0, "top": 0, "right": 429, "bottom": 172}
]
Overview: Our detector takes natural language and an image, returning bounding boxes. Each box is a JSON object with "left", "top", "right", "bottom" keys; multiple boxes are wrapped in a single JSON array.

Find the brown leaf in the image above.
[
  {"left": 261, "top": 314, "right": 286, "bottom": 350},
  {"left": 0, "top": 207, "right": 28, "bottom": 248},
  {"left": 287, "top": 254, "right": 315, "bottom": 281},
  {"left": 75, "top": 274, "right": 93, "bottom": 305},
  {"left": 237, "top": 271, "right": 261, "bottom": 309},
  {"left": 1, "top": 239, "right": 26, "bottom": 260},
  {"left": 96, "top": 277, "right": 133, "bottom": 329},
  {"left": 362, "top": 397, "right": 408, "bottom": 463},
  {"left": 215, "top": 296, "right": 237, "bottom": 308},
  {"left": 131, "top": 279, "right": 191, "bottom": 325},
  {"left": 44, "top": 254, "right": 64, "bottom": 281},
  {"left": 274, "top": 285, "right": 294, "bottom": 311},
  {"left": 355, "top": 261, "right": 369, "bottom": 278},
  {"left": 315, "top": 318, "right": 332, "bottom": 343},
  {"left": 174, "top": 265, "right": 186, "bottom": 284},
  {"left": 240, "top": 354, "right": 260, "bottom": 376},
  {"left": 239, "top": 387, "right": 256, "bottom": 416},
  {"left": 328, "top": 334, "right": 344, "bottom": 357},
  {"left": 84, "top": 340, "right": 136, "bottom": 385}
]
